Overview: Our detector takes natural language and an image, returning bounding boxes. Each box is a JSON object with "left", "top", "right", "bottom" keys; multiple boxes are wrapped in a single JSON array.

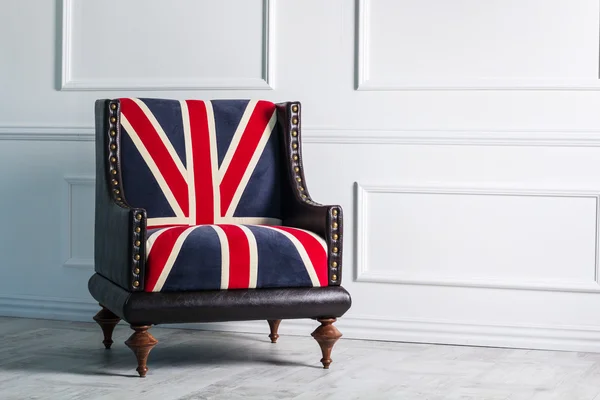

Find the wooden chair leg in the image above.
[
  {"left": 125, "top": 325, "right": 158, "bottom": 378},
  {"left": 93, "top": 306, "right": 121, "bottom": 349},
  {"left": 267, "top": 319, "right": 281, "bottom": 343},
  {"left": 311, "top": 318, "right": 342, "bottom": 369}
]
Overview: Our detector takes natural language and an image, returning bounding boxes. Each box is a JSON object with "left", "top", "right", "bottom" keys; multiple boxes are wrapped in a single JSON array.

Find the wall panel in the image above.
[
  {"left": 357, "top": 0, "right": 600, "bottom": 89},
  {"left": 61, "top": 0, "right": 274, "bottom": 90}
]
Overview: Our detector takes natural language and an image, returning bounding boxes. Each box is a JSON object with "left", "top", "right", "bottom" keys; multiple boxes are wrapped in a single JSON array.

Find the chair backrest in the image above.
[{"left": 116, "top": 98, "right": 282, "bottom": 228}]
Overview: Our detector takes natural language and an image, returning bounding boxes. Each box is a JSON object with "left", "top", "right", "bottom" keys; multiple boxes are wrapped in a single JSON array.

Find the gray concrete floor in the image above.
[{"left": 1, "top": 316, "right": 600, "bottom": 399}]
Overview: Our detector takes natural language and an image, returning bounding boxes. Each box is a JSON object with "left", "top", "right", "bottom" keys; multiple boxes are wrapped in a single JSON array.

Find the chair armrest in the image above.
[
  {"left": 276, "top": 102, "right": 343, "bottom": 286},
  {"left": 94, "top": 99, "right": 147, "bottom": 292}
]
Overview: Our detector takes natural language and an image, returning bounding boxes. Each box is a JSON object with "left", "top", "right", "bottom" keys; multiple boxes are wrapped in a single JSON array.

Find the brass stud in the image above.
[
  {"left": 296, "top": 177, "right": 301, "bottom": 182},
  {"left": 114, "top": 189, "right": 120, "bottom": 194},
  {"left": 332, "top": 222, "right": 338, "bottom": 229},
  {"left": 135, "top": 240, "right": 141, "bottom": 246},
  {"left": 112, "top": 179, "right": 118, "bottom": 186},
  {"left": 333, "top": 247, "right": 338, "bottom": 253},
  {"left": 299, "top": 187, "right": 304, "bottom": 191},
  {"left": 110, "top": 156, "right": 116, "bottom": 163},
  {"left": 110, "top": 103, "right": 117, "bottom": 110},
  {"left": 135, "top": 227, "right": 141, "bottom": 233},
  {"left": 110, "top": 130, "right": 116, "bottom": 137},
  {"left": 292, "top": 117, "right": 298, "bottom": 124},
  {"left": 116, "top": 197, "right": 122, "bottom": 201},
  {"left": 133, "top": 280, "right": 140, "bottom": 287},
  {"left": 292, "top": 143, "right": 298, "bottom": 149},
  {"left": 134, "top": 254, "right": 141, "bottom": 260},
  {"left": 294, "top": 166, "right": 300, "bottom": 172},
  {"left": 110, "top": 117, "right": 117, "bottom": 123},
  {"left": 111, "top": 169, "right": 117, "bottom": 175},
  {"left": 293, "top": 155, "right": 298, "bottom": 161},
  {"left": 292, "top": 105, "right": 298, "bottom": 112},
  {"left": 134, "top": 267, "right": 140, "bottom": 274},
  {"left": 332, "top": 261, "right": 338, "bottom": 268},
  {"left": 136, "top": 213, "right": 142, "bottom": 220},
  {"left": 302, "top": 194, "right": 307, "bottom": 198},
  {"left": 333, "top": 234, "right": 339, "bottom": 240},
  {"left": 333, "top": 209, "right": 338, "bottom": 216},
  {"left": 110, "top": 144, "right": 116, "bottom": 150},
  {"left": 292, "top": 130, "right": 298, "bottom": 137},
  {"left": 331, "top": 274, "right": 337, "bottom": 281}
]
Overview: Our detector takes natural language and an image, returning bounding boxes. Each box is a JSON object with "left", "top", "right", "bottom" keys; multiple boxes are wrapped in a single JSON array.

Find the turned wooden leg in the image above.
[
  {"left": 93, "top": 306, "right": 120, "bottom": 349},
  {"left": 311, "top": 318, "right": 342, "bottom": 369},
  {"left": 125, "top": 325, "right": 158, "bottom": 378},
  {"left": 267, "top": 319, "right": 281, "bottom": 343}
]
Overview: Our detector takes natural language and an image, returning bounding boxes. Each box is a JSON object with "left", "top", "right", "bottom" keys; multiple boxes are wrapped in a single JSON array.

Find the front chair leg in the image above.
[
  {"left": 93, "top": 306, "right": 121, "bottom": 349},
  {"left": 125, "top": 325, "right": 158, "bottom": 378},
  {"left": 267, "top": 320, "right": 281, "bottom": 343},
  {"left": 311, "top": 318, "right": 342, "bottom": 369}
]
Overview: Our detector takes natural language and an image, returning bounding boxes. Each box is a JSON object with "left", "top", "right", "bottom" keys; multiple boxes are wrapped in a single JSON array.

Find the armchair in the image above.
[{"left": 89, "top": 98, "right": 351, "bottom": 377}]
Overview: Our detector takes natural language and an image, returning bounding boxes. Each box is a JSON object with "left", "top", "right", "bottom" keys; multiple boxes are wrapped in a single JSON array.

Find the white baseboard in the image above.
[
  {"left": 0, "top": 294, "right": 98, "bottom": 321},
  {"left": 2, "top": 294, "right": 600, "bottom": 353}
]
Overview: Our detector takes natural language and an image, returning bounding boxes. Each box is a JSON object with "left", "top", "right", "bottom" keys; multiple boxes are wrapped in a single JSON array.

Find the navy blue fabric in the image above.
[
  {"left": 233, "top": 133, "right": 281, "bottom": 218},
  {"left": 245, "top": 226, "right": 312, "bottom": 288},
  {"left": 211, "top": 100, "right": 250, "bottom": 167},
  {"left": 120, "top": 130, "right": 175, "bottom": 218},
  {"left": 162, "top": 227, "right": 223, "bottom": 291},
  {"left": 140, "top": 98, "right": 187, "bottom": 167}
]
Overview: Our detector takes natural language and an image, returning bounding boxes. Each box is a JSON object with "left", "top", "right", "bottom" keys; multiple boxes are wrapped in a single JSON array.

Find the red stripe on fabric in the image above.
[
  {"left": 146, "top": 224, "right": 186, "bottom": 230},
  {"left": 144, "top": 226, "right": 189, "bottom": 292},
  {"left": 273, "top": 227, "right": 329, "bottom": 286},
  {"left": 186, "top": 100, "right": 215, "bottom": 225},
  {"left": 220, "top": 101, "right": 276, "bottom": 216},
  {"left": 219, "top": 225, "right": 250, "bottom": 289},
  {"left": 119, "top": 98, "right": 189, "bottom": 216}
]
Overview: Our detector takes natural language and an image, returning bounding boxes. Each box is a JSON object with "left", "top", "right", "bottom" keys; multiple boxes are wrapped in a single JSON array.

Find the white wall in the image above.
[{"left": 3, "top": 0, "right": 600, "bottom": 351}]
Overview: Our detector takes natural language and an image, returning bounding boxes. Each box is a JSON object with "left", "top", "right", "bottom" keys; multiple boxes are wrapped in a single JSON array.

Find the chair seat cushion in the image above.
[{"left": 144, "top": 224, "right": 329, "bottom": 292}]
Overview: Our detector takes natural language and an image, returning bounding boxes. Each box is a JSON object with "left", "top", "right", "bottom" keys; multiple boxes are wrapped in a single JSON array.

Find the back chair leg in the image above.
[
  {"left": 125, "top": 325, "right": 158, "bottom": 378},
  {"left": 93, "top": 305, "right": 121, "bottom": 349},
  {"left": 267, "top": 319, "right": 281, "bottom": 343},
  {"left": 311, "top": 318, "right": 342, "bottom": 369}
]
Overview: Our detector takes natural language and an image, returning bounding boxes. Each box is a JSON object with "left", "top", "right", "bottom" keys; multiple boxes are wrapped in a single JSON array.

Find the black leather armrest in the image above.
[
  {"left": 276, "top": 102, "right": 343, "bottom": 286},
  {"left": 94, "top": 99, "right": 147, "bottom": 292}
]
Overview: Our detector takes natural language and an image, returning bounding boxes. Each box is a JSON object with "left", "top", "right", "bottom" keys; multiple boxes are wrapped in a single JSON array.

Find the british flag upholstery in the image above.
[
  {"left": 146, "top": 225, "right": 328, "bottom": 292},
  {"left": 116, "top": 98, "right": 328, "bottom": 292}
]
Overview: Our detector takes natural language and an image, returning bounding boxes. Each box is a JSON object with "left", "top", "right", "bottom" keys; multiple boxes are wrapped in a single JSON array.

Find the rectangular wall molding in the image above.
[
  {"left": 7, "top": 125, "right": 600, "bottom": 147},
  {"left": 355, "top": 0, "right": 600, "bottom": 91},
  {"left": 63, "top": 176, "right": 95, "bottom": 269},
  {"left": 355, "top": 182, "right": 600, "bottom": 292},
  {"left": 60, "top": 0, "right": 275, "bottom": 90}
]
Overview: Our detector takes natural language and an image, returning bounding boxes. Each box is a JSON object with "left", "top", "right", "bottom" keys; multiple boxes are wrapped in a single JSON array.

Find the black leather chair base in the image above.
[{"left": 89, "top": 273, "right": 352, "bottom": 326}]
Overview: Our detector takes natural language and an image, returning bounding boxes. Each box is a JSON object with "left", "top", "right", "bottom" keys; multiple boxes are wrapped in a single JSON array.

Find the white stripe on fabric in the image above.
[
  {"left": 210, "top": 225, "right": 230, "bottom": 290},
  {"left": 181, "top": 100, "right": 195, "bottom": 226},
  {"left": 152, "top": 226, "right": 198, "bottom": 292},
  {"left": 147, "top": 216, "right": 281, "bottom": 227},
  {"left": 205, "top": 101, "right": 220, "bottom": 222},
  {"left": 216, "top": 100, "right": 258, "bottom": 183},
  {"left": 121, "top": 114, "right": 185, "bottom": 218},
  {"left": 219, "top": 217, "right": 282, "bottom": 225},
  {"left": 145, "top": 227, "right": 177, "bottom": 259},
  {"left": 238, "top": 225, "right": 259, "bottom": 289},
  {"left": 131, "top": 98, "right": 187, "bottom": 183},
  {"left": 147, "top": 217, "right": 190, "bottom": 228},
  {"left": 224, "top": 110, "right": 277, "bottom": 217},
  {"left": 261, "top": 226, "right": 321, "bottom": 287}
]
